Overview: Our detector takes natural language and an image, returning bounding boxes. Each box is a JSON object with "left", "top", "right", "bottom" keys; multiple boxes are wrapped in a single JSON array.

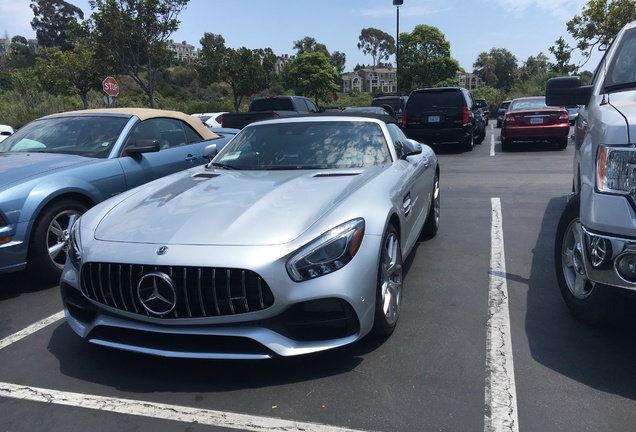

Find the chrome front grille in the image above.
[{"left": 79, "top": 262, "right": 275, "bottom": 319}]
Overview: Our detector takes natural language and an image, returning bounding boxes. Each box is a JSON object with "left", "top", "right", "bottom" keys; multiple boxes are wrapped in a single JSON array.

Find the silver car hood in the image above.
[
  {"left": 94, "top": 167, "right": 379, "bottom": 246},
  {"left": 0, "top": 152, "right": 93, "bottom": 189}
]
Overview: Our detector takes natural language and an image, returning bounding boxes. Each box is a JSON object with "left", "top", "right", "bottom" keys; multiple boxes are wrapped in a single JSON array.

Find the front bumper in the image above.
[
  {"left": 60, "top": 235, "right": 382, "bottom": 359},
  {"left": 582, "top": 226, "right": 636, "bottom": 290}
]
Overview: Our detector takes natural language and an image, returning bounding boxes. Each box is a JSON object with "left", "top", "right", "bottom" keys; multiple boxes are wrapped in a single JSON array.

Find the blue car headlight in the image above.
[
  {"left": 68, "top": 218, "right": 83, "bottom": 271},
  {"left": 286, "top": 218, "right": 365, "bottom": 282}
]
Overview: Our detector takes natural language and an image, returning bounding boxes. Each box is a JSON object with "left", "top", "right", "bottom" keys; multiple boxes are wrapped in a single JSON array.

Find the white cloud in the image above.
[{"left": 492, "top": 0, "right": 586, "bottom": 21}]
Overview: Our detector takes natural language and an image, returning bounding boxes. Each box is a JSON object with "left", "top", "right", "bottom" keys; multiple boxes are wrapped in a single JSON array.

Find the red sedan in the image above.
[{"left": 500, "top": 96, "right": 570, "bottom": 151}]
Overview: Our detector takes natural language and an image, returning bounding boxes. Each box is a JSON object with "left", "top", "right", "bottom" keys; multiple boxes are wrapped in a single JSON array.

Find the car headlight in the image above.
[
  {"left": 68, "top": 217, "right": 83, "bottom": 270},
  {"left": 596, "top": 145, "right": 636, "bottom": 197},
  {"left": 286, "top": 218, "right": 365, "bottom": 282}
]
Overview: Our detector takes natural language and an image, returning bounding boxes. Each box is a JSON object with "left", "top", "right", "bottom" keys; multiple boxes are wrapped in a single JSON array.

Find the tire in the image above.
[
  {"left": 27, "top": 199, "right": 88, "bottom": 283},
  {"left": 554, "top": 196, "right": 612, "bottom": 324},
  {"left": 501, "top": 138, "right": 511, "bottom": 151},
  {"left": 372, "top": 224, "right": 403, "bottom": 337},
  {"left": 463, "top": 131, "right": 474, "bottom": 152},
  {"left": 557, "top": 137, "right": 568, "bottom": 150},
  {"left": 421, "top": 172, "right": 440, "bottom": 238}
]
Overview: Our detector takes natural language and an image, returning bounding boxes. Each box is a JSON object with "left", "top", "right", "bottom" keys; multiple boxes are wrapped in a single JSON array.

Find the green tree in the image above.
[
  {"left": 35, "top": 40, "right": 107, "bottom": 109},
  {"left": 330, "top": 51, "right": 346, "bottom": 75},
  {"left": 196, "top": 32, "right": 226, "bottom": 86},
  {"left": 30, "top": 0, "right": 84, "bottom": 51},
  {"left": 293, "top": 36, "right": 329, "bottom": 57},
  {"left": 88, "top": 0, "right": 188, "bottom": 108},
  {"left": 567, "top": 0, "right": 636, "bottom": 60},
  {"left": 549, "top": 37, "right": 578, "bottom": 75},
  {"left": 473, "top": 48, "right": 517, "bottom": 92},
  {"left": 286, "top": 52, "right": 338, "bottom": 105},
  {"left": 292, "top": 36, "right": 345, "bottom": 75},
  {"left": 357, "top": 27, "right": 396, "bottom": 71},
  {"left": 518, "top": 53, "right": 551, "bottom": 83},
  {"left": 220, "top": 47, "right": 277, "bottom": 111},
  {"left": 397, "top": 25, "right": 459, "bottom": 92}
]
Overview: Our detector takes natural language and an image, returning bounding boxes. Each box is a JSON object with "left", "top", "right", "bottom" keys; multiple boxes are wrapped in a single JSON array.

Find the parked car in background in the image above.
[
  {"left": 60, "top": 113, "right": 441, "bottom": 359},
  {"left": 0, "top": 108, "right": 232, "bottom": 282},
  {"left": 221, "top": 96, "right": 321, "bottom": 129},
  {"left": 401, "top": 86, "right": 482, "bottom": 151},
  {"left": 547, "top": 19, "right": 636, "bottom": 324},
  {"left": 192, "top": 112, "right": 228, "bottom": 128},
  {"left": 0, "top": 124, "right": 14, "bottom": 142},
  {"left": 371, "top": 93, "right": 408, "bottom": 120},
  {"left": 342, "top": 106, "right": 391, "bottom": 116},
  {"left": 565, "top": 106, "right": 579, "bottom": 125},
  {"left": 496, "top": 100, "right": 512, "bottom": 128},
  {"left": 500, "top": 96, "right": 570, "bottom": 151},
  {"left": 475, "top": 98, "right": 490, "bottom": 120},
  {"left": 474, "top": 107, "right": 487, "bottom": 144}
]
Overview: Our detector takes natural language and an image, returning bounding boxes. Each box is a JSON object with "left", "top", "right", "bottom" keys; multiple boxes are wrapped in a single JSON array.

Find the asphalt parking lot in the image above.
[{"left": 2, "top": 123, "right": 636, "bottom": 432}]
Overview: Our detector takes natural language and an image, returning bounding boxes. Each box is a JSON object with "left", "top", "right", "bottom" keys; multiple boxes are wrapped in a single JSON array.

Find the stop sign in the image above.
[{"left": 102, "top": 76, "right": 119, "bottom": 97}]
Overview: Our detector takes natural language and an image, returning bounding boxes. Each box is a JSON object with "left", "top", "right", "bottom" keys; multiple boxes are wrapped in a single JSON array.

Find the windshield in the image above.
[
  {"left": 510, "top": 98, "right": 550, "bottom": 111},
  {"left": 605, "top": 27, "right": 636, "bottom": 90},
  {"left": 0, "top": 116, "right": 128, "bottom": 158},
  {"left": 212, "top": 120, "right": 392, "bottom": 170}
]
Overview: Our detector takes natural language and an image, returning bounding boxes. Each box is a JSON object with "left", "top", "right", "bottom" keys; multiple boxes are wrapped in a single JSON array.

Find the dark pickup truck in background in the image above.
[{"left": 221, "top": 96, "right": 321, "bottom": 129}]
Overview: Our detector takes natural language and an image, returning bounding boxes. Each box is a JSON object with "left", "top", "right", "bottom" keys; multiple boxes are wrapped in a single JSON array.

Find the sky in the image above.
[{"left": 0, "top": 0, "right": 598, "bottom": 73}]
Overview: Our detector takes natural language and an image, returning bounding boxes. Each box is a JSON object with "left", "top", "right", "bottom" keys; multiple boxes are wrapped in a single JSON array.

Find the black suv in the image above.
[
  {"left": 401, "top": 87, "right": 480, "bottom": 151},
  {"left": 371, "top": 94, "right": 408, "bottom": 120}
]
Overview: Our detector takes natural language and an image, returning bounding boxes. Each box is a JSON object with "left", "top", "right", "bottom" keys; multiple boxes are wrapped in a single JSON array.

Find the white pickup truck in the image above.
[{"left": 546, "top": 20, "right": 636, "bottom": 323}]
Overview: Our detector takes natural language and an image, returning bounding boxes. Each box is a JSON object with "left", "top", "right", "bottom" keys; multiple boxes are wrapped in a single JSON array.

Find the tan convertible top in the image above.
[{"left": 45, "top": 108, "right": 218, "bottom": 139}]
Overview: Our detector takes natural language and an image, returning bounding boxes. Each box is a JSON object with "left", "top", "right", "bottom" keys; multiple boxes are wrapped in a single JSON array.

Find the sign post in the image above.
[{"left": 102, "top": 76, "right": 119, "bottom": 106}]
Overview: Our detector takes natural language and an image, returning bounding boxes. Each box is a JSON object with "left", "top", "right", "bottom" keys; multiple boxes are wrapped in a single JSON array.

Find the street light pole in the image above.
[{"left": 393, "top": 0, "right": 402, "bottom": 94}]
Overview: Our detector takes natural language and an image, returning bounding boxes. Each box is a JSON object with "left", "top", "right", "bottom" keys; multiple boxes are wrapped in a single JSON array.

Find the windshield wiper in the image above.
[{"left": 208, "top": 162, "right": 239, "bottom": 170}]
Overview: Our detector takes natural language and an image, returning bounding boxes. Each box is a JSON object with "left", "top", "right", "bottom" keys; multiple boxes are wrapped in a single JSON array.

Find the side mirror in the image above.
[
  {"left": 546, "top": 76, "right": 593, "bottom": 107},
  {"left": 203, "top": 143, "right": 218, "bottom": 160},
  {"left": 125, "top": 139, "right": 160, "bottom": 156},
  {"left": 401, "top": 138, "right": 422, "bottom": 159}
]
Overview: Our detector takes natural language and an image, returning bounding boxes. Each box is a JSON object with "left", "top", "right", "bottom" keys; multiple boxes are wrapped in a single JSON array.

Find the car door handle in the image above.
[{"left": 185, "top": 154, "right": 198, "bottom": 163}]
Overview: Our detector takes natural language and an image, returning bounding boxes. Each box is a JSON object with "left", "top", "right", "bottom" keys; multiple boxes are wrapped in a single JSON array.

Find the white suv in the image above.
[{"left": 547, "top": 20, "right": 636, "bottom": 323}]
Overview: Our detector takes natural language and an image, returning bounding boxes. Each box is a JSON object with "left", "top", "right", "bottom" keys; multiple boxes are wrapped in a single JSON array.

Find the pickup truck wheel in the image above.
[
  {"left": 27, "top": 200, "right": 88, "bottom": 283},
  {"left": 372, "top": 224, "right": 402, "bottom": 337},
  {"left": 554, "top": 196, "right": 612, "bottom": 324}
]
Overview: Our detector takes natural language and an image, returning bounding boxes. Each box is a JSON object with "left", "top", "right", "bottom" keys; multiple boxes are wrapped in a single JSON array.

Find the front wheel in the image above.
[
  {"left": 554, "top": 196, "right": 612, "bottom": 324},
  {"left": 372, "top": 225, "right": 403, "bottom": 336},
  {"left": 27, "top": 199, "right": 88, "bottom": 283}
]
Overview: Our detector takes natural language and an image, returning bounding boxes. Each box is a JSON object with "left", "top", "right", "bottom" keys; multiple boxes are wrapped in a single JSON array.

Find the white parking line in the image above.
[
  {"left": 484, "top": 198, "right": 519, "bottom": 432},
  {"left": 0, "top": 382, "right": 374, "bottom": 432},
  {"left": 0, "top": 312, "right": 375, "bottom": 432},
  {"left": 490, "top": 133, "right": 496, "bottom": 156},
  {"left": 0, "top": 311, "right": 64, "bottom": 350}
]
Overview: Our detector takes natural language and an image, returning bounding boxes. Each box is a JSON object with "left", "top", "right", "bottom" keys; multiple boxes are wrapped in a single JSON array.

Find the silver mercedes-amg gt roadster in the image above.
[{"left": 60, "top": 113, "right": 440, "bottom": 359}]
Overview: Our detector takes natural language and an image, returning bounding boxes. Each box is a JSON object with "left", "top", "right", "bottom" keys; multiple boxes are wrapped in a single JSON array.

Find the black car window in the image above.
[
  {"left": 407, "top": 90, "right": 463, "bottom": 114},
  {"left": 386, "top": 123, "right": 406, "bottom": 159}
]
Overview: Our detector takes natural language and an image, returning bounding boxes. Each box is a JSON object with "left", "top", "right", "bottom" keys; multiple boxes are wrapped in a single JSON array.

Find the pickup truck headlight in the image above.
[
  {"left": 286, "top": 218, "right": 365, "bottom": 282},
  {"left": 596, "top": 145, "right": 636, "bottom": 196}
]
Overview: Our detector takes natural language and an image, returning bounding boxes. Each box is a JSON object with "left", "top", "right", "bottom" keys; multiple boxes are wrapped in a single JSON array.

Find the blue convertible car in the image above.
[{"left": 0, "top": 108, "right": 232, "bottom": 282}]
